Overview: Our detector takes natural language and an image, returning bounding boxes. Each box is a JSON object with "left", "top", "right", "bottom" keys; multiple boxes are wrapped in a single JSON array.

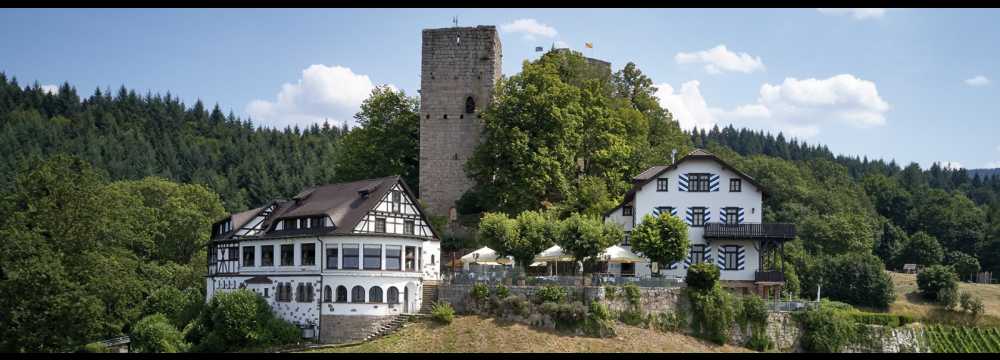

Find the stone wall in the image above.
[
  {"left": 436, "top": 284, "right": 929, "bottom": 353},
  {"left": 319, "top": 314, "right": 395, "bottom": 344},
  {"left": 438, "top": 284, "right": 602, "bottom": 314},
  {"left": 843, "top": 324, "right": 928, "bottom": 353}
]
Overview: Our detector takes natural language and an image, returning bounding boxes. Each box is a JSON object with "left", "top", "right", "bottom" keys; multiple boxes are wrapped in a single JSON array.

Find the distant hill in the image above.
[{"left": 968, "top": 168, "right": 1000, "bottom": 178}]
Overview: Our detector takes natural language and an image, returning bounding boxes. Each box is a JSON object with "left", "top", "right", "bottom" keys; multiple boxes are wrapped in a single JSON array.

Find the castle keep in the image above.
[{"left": 418, "top": 26, "right": 502, "bottom": 221}]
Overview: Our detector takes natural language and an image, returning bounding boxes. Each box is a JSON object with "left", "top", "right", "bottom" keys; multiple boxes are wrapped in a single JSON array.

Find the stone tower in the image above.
[{"left": 419, "top": 26, "right": 502, "bottom": 221}]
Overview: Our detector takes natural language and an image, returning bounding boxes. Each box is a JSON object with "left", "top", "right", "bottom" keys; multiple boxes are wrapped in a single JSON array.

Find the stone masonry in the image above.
[
  {"left": 319, "top": 314, "right": 395, "bottom": 344},
  {"left": 418, "top": 26, "right": 502, "bottom": 219}
]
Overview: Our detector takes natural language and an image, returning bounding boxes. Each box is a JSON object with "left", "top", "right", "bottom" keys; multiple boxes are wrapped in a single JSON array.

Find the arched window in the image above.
[
  {"left": 387, "top": 287, "right": 399, "bottom": 304},
  {"left": 336, "top": 285, "right": 348, "bottom": 303},
  {"left": 305, "top": 283, "right": 314, "bottom": 302},
  {"left": 351, "top": 286, "right": 365, "bottom": 303},
  {"left": 465, "top": 96, "right": 475, "bottom": 114},
  {"left": 323, "top": 286, "right": 332, "bottom": 303},
  {"left": 370, "top": 286, "right": 383, "bottom": 303},
  {"left": 296, "top": 283, "right": 305, "bottom": 302}
]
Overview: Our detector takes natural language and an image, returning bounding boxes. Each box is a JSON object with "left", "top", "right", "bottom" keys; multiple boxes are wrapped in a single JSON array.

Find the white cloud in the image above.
[
  {"left": 965, "top": 75, "right": 991, "bottom": 87},
  {"left": 41, "top": 84, "right": 59, "bottom": 95},
  {"left": 675, "top": 45, "right": 764, "bottom": 74},
  {"left": 500, "top": 18, "right": 557, "bottom": 41},
  {"left": 941, "top": 161, "right": 964, "bottom": 169},
  {"left": 554, "top": 40, "right": 570, "bottom": 49},
  {"left": 246, "top": 64, "right": 384, "bottom": 129},
  {"left": 817, "top": 8, "right": 887, "bottom": 20},
  {"left": 654, "top": 81, "right": 718, "bottom": 131},
  {"left": 655, "top": 74, "right": 890, "bottom": 139},
  {"left": 984, "top": 161, "right": 1000, "bottom": 169}
]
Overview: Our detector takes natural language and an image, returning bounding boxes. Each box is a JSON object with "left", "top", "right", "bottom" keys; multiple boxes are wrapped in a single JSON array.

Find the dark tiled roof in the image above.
[
  {"left": 631, "top": 149, "right": 768, "bottom": 195},
  {"left": 214, "top": 176, "right": 438, "bottom": 241}
]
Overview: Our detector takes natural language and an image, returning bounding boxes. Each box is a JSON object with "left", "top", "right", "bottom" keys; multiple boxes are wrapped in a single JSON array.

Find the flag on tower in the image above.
[
  {"left": 585, "top": 42, "right": 593, "bottom": 48},
  {"left": 535, "top": 46, "right": 544, "bottom": 52}
]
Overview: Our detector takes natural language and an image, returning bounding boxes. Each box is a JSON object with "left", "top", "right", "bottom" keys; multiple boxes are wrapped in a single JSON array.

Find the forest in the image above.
[{"left": 1, "top": 49, "right": 999, "bottom": 350}]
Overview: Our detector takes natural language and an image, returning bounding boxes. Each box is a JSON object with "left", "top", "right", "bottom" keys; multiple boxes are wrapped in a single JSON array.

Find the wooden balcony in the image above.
[
  {"left": 754, "top": 271, "right": 785, "bottom": 283},
  {"left": 704, "top": 223, "right": 797, "bottom": 240}
]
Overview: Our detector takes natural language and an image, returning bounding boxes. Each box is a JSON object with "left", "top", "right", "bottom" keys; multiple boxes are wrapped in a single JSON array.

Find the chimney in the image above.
[{"left": 671, "top": 149, "right": 677, "bottom": 164}]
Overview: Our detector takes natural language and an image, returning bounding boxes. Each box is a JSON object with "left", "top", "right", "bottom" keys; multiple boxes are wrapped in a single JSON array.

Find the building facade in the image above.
[
  {"left": 205, "top": 176, "right": 441, "bottom": 344},
  {"left": 604, "top": 149, "right": 795, "bottom": 293}
]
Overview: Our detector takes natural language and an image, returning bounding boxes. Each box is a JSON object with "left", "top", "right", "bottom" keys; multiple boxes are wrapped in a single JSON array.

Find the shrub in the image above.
[
  {"left": 917, "top": 265, "right": 958, "bottom": 304},
  {"left": 534, "top": 285, "right": 567, "bottom": 304},
  {"left": 948, "top": 251, "right": 980, "bottom": 281},
  {"left": 500, "top": 295, "right": 531, "bottom": 317},
  {"left": 686, "top": 287, "right": 735, "bottom": 345},
  {"left": 938, "top": 286, "right": 959, "bottom": 310},
  {"left": 961, "top": 292, "right": 984, "bottom": 318},
  {"left": 588, "top": 300, "right": 611, "bottom": 321},
  {"left": 541, "top": 301, "right": 587, "bottom": 330},
  {"left": 130, "top": 313, "right": 189, "bottom": 353},
  {"left": 471, "top": 283, "right": 490, "bottom": 304},
  {"left": 186, "top": 289, "right": 300, "bottom": 352},
  {"left": 495, "top": 284, "right": 511, "bottom": 299},
  {"left": 650, "top": 311, "right": 685, "bottom": 332},
  {"left": 796, "top": 305, "right": 856, "bottom": 353},
  {"left": 604, "top": 285, "right": 619, "bottom": 300},
  {"left": 818, "top": 253, "right": 895, "bottom": 309},
  {"left": 899, "top": 231, "right": 944, "bottom": 266},
  {"left": 734, "top": 295, "right": 771, "bottom": 351},
  {"left": 430, "top": 301, "right": 455, "bottom": 324},
  {"left": 685, "top": 262, "right": 719, "bottom": 291},
  {"left": 959, "top": 292, "right": 984, "bottom": 318},
  {"left": 622, "top": 284, "right": 641, "bottom": 306},
  {"left": 848, "top": 312, "right": 914, "bottom": 327},
  {"left": 142, "top": 287, "right": 187, "bottom": 326},
  {"left": 78, "top": 342, "right": 109, "bottom": 353},
  {"left": 619, "top": 308, "right": 645, "bottom": 326}
]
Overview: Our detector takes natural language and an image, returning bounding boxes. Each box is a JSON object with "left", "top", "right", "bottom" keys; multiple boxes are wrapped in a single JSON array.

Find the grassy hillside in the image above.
[
  {"left": 888, "top": 271, "right": 1000, "bottom": 326},
  {"left": 305, "top": 315, "right": 751, "bottom": 353}
]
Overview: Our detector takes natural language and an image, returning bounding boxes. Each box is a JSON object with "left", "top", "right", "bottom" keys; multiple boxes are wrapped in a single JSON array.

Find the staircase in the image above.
[
  {"left": 361, "top": 314, "right": 412, "bottom": 342},
  {"left": 418, "top": 282, "right": 439, "bottom": 314}
]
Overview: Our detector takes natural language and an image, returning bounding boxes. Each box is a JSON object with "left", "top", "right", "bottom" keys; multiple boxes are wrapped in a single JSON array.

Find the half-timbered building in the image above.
[
  {"left": 206, "top": 176, "right": 440, "bottom": 344},
  {"left": 604, "top": 149, "right": 796, "bottom": 295}
]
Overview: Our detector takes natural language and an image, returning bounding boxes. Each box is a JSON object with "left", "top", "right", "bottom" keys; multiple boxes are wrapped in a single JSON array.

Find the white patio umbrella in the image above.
[
  {"left": 460, "top": 246, "right": 514, "bottom": 266},
  {"left": 534, "top": 245, "right": 576, "bottom": 276},
  {"left": 533, "top": 245, "right": 574, "bottom": 262},
  {"left": 598, "top": 245, "right": 645, "bottom": 264}
]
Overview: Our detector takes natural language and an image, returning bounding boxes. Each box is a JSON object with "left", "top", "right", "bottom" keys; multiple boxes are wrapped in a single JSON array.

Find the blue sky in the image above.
[{"left": 1, "top": 8, "right": 999, "bottom": 169}]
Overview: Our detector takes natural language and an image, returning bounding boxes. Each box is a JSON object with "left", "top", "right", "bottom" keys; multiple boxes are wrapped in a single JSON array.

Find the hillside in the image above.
[
  {"left": 305, "top": 315, "right": 751, "bottom": 353},
  {"left": 969, "top": 168, "right": 1000, "bottom": 179},
  {"left": 888, "top": 271, "right": 1000, "bottom": 326}
]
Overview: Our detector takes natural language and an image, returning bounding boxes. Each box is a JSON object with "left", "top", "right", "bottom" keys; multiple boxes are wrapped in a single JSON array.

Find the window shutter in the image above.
[
  {"left": 678, "top": 174, "right": 689, "bottom": 192},
  {"left": 710, "top": 174, "right": 720, "bottom": 192}
]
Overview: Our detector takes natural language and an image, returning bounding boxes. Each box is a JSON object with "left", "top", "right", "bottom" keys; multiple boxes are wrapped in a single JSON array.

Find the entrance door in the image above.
[{"left": 404, "top": 286, "right": 409, "bottom": 313}]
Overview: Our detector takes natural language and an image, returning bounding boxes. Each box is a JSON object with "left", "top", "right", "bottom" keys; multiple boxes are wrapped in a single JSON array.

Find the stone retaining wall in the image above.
[
  {"left": 319, "top": 314, "right": 395, "bottom": 344},
  {"left": 436, "top": 284, "right": 926, "bottom": 353}
]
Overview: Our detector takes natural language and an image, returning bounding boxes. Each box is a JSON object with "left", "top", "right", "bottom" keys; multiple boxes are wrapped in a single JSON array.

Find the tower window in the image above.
[
  {"left": 465, "top": 96, "right": 475, "bottom": 114},
  {"left": 443, "top": 114, "right": 448, "bottom": 119}
]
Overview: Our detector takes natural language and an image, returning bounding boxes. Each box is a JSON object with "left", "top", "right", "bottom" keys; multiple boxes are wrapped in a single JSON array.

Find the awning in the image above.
[
  {"left": 598, "top": 245, "right": 645, "bottom": 264},
  {"left": 534, "top": 245, "right": 574, "bottom": 262},
  {"left": 529, "top": 261, "right": 547, "bottom": 267},
  {"left": 460, "top": 247, "right": 514, "bottom": 265}
]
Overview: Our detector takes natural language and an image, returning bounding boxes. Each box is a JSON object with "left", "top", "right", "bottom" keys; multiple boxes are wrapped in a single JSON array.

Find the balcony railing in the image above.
[
  {"left": 754, "top": 270, "right": 785, "bottom": 283},
  {"left": 704, "top": 223, "right": 797, "bottom": 240}
]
